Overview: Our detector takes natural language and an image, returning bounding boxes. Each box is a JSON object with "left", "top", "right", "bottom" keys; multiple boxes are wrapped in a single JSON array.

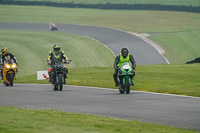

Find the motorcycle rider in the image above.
[
  {"left": 49, "top": 21, "right": 57, "bottom": 30},
  {"left": 0, "top": 47, "right": 18, "bottom": 79},
  {"left": 113, "top": 47, "right": 136, "bottom": 87},
  {"left": 47, "top": 43, "right": 69, "bottom": 84}
]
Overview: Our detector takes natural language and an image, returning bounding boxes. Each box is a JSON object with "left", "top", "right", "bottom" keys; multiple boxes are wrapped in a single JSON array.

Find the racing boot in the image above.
[
  {"left": 114, "top": 79, "right": 118, "bottom": 87},
  {"left": 131, "top": 80, "right": 134, "bottom": 86},
  {"left": 64, "top": 75, "right": 67, "bottom": 84},
  {"left": 0, "top": 69, "right": 2, "bottom": 80},
  {"left": 48, "top": 75, "right": 52, "bottom": 83},
  {"left": 66, "top": 69, "right": 68, "bottom": 78}
]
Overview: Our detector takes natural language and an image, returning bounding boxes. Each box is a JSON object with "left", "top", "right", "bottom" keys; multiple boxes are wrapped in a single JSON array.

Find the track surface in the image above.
[
  {"left": 0, "top": 22, "right": 168, "bottom": 65},
  {"left": 0, "top": 23, "right": 200, "bottom": 131},
  {"left": 0, "top": 84, "right": 200, "bottom": 131}
]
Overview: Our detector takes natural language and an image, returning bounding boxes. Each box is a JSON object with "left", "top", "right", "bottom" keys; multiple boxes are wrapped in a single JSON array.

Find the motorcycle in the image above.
[
  {"left": 50, "top": 60, "right": 71, "bottom": 91},
  {"left": 2, "top": 59, "right": 18, "bottom": 86},
  {"left": 49, "top": 22, "right": 58, "bottom": 31},
  {"left": 117, "top": 62, "right": 134, "bottom": 94},
  {"left": 50, "top": 26, "right": 58, "bottom": 31}
]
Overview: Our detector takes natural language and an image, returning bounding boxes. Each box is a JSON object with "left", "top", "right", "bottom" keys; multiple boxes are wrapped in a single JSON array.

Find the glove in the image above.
[
  {"left": 115, "top": 67, "right": 120, "bottom": 71},
  {"left": 64, "top": 60, "right": 72, "bottom": 64},
  {"left": 47, "top": 59, "right": 51, "bottom": 65}
]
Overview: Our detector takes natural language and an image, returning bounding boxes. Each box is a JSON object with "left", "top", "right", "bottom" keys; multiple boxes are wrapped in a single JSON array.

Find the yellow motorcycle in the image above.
[{"left": 2, "top": 59, "right": 17, "bottom": 86}]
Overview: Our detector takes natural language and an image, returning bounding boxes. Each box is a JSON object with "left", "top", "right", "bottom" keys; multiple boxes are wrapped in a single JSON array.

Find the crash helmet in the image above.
[
  {"left": 53, "top": 43, "right": 61, "bottom": 55},
  {"left": 1, "top": 47, "right": 9, "bottom": 56},
  {"left": 121, "top": 47, "right": 129, "bottom": 58}
]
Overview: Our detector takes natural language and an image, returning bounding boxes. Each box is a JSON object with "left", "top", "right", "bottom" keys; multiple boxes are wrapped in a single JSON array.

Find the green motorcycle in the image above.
[{"left": 117, "top": 62, "right": 135, "bottom": 94}]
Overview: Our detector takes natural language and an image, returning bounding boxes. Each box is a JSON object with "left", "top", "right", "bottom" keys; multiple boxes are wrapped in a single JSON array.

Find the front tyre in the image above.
[
  {"left": 58, "top": 74, "right": 63, "bottom": 91},
  {"left": 125, "top": 78, "right": 130, "bottom": 94},
  {"left": 9, "top": 73, "right": 14, "bottom": 86}
]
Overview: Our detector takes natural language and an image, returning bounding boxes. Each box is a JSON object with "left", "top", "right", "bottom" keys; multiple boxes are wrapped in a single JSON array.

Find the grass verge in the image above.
[{"left": 0, "top": 106, "right": 198, "bottom": 133}]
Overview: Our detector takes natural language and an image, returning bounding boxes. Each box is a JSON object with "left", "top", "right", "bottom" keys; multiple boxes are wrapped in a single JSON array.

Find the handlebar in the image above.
[
  {"left": 64, "top": 59, "right": 72, "bottom": 64},
  {"left": 47, "top": 59, "right": 72, "bottom": 65}
]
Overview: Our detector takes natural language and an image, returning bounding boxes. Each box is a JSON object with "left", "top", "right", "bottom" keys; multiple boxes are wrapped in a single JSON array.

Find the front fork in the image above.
[
  {"left": 55, "top": 72, "right": 65, "bottom": 83},
  {"left": 122, "top": 76, "right": 132, "bottom": 85},
  {"left": 118, "top": 76, "right": 132, "bottom": 85}
]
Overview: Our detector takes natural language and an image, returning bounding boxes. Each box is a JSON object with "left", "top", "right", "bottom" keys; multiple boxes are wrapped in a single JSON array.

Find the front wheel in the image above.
[
  {"left": 58, "top": 74, "right": 63, "bottom": 91},
  {"left": 9, "top": 73, "right": 14, "bottom": 86},
  {"left": 125, "top": 78, "right": 130, "bottom": 94}
]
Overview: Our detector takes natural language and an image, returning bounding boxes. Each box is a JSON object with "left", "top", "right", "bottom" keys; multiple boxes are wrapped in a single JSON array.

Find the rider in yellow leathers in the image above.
[{"left": 0, "top": 47, "right": 18, "bottom": 79}]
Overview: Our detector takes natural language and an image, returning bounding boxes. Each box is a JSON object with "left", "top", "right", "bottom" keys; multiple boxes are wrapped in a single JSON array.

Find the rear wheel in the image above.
[
  {"left": 125, "top": 78, "right": 130, "bottom": 94},
  {"left": 58, "top": 74, "right": 63, "bottom": 91}
]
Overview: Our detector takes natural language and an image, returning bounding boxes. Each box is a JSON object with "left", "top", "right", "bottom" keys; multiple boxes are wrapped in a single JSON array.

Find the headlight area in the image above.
[
  {"left": 12, "top": 64, "right": 16, "bottom": 68},
  {"left": 5, "top": 65, "right": 10, "bottom": 68}
]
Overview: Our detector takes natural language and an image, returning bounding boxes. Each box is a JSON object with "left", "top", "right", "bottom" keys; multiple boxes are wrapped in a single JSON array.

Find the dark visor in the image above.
[{"left": 54, "top": 48, "right": 60, "bottom": 51}]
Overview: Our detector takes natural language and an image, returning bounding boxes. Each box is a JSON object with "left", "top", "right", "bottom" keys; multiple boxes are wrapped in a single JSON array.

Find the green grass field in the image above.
[
  {"left": 0, "top": 106, "right": 197, "bottom": 133},
  {"left": 13, "top": 0, "right": 200, "bottom": 6}
]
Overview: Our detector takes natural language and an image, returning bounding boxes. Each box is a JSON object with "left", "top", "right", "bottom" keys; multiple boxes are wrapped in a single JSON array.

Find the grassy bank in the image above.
[
  {"left": 0, "top": 106, "right": 198, "bottom": 133},
  {"left": 150, "top": 31, "right": 200, "bottom": 63},
  {"left": 0, "top": 30, "right": 114, "bottom": 77}
]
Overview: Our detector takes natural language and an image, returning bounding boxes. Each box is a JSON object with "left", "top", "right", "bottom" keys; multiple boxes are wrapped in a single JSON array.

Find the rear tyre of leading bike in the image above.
[
  {"left": 125, "top": 78, "right": 130, "bottom": 94},
  {"left": 9, "top": 73, "right": 14, "bottom": 86},
  {"left": 58, "top": 74, "right": 63, "bottom": 91}
]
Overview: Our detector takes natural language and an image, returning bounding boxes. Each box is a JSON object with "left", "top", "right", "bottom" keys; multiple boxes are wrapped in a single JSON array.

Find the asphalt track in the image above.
[
  {"left": 0, "top": 84, "right": 200, "bottom": 131},
  {"left": 0, "top": 23, "right": 200, "bottom": 131}
]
